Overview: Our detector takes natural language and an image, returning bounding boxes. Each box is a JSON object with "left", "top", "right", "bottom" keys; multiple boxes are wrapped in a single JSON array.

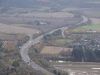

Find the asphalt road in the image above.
[
  {"left": 20, "top": 15, "right": 88, "bottom": 75},
  {"left": 53, "top": 62, "right": 100, "bottom": 75}
]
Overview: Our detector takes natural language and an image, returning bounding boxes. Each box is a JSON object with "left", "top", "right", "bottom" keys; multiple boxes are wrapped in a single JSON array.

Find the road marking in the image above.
[
  {"left": 70, "top": 72, "right": 75, "bottom": 75},
  {"left": 91, "top": 68, "right": 100, "bottom": 70}
]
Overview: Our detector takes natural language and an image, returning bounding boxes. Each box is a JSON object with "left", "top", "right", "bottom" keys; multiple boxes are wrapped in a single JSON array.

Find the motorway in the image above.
[
  {"left": 20, "top": 15, "right": 88, "bottom": 75},
  {"left": 20, "top": 35, "right": 54, "bottom": 75},
  {"left": 53, "top": 62, "right": 100, "bottom": 75}
]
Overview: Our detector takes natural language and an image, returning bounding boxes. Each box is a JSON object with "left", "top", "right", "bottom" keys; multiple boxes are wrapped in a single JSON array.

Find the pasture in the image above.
[{"left": 71, "top": 24, "right": 100, "bottom": 32}]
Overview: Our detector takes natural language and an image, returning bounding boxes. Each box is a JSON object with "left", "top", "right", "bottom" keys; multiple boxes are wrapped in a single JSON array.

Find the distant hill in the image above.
[
  {"left": 0, "top": 0, "right": 100, "bottom": 8},
  {"left": 0, "top": 0, "right": 83, "bottom": 7}
]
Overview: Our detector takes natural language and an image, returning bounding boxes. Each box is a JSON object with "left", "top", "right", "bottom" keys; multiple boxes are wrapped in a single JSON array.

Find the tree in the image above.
[
  {"left": 12, "top": 60, "right": 20, "bottom": 68},
  {"left": 72, "top": 45, "right": 84, "bottom": 62},
  {"left": 43, "top": 34, "right": 52, "bottom": 43}
]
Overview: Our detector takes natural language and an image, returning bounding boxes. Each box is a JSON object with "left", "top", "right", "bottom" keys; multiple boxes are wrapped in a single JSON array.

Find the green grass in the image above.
[
  {"left": 72, "top": 24, "right": 100, "bottom": 32},
  {"left": 53, "top": 38, "right": 72, "bottom": 46}
]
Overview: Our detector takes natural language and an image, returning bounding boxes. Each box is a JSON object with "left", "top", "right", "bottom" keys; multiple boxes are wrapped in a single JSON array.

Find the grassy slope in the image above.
[{"left": 72, "top": 24, "right": 100, "bottom": 32}]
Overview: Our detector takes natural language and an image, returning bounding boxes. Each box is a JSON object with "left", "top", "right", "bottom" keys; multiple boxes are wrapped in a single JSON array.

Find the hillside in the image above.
[{"left": 0, "top": 0, "right": 100, "bottom": 8}]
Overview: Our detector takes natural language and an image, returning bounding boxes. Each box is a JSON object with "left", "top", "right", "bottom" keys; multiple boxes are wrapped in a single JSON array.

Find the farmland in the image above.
[
  {"left": 70, "top": 24, "right": 100, "bottom": 33},
  {"left": 1, "top": 0, "right": 100, "bottom": 75},
  {"left": 0, "top": 23, "right": 40, "bottom": 35},
  {"left": 15, "top": 11, "right": 74, "bottom": 18},
  {"left": 0, "top": 8, "right": 81, "bottom": 32},
  {"left": 41, "top": 46, "right": 72, "bottom": 55}
]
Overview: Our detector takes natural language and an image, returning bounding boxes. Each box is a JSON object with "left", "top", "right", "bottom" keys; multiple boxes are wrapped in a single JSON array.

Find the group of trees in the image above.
[
  {"left": 0, "top": 39, "right": 47, "bottom": 75},
  {"left": 71, "top": 39, "right": 100, "bottom": 62},
  {"left": 43, "top": 29, "right": 62, "bottom": 44},
  {"left": 53, "top": 69, "right": 68, "bottom": 75}
]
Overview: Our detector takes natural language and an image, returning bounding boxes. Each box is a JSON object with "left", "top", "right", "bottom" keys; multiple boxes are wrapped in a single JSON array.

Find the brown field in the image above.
[
  {"left": 0, "top": 23, "right": 40, "bottom": 35},
  {"left": 41, "top": 46, "right": 73, "bottom": 55},
  {"left": 14, "top": 12, "right": 74, "bottom": 18},
  {"left": 0, "top": 33, "right": 26, "bottom": 41}
]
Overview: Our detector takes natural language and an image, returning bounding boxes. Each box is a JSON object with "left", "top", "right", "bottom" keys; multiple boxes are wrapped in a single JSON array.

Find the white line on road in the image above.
[{"left": 91, "top": 68, "right": 100, "bottom": 70}]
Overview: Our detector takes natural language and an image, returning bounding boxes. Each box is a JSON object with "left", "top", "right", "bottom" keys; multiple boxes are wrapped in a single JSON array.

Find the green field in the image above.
[
  {"left": 55, "top": 39, "right": 72, "bottom": 44},
  {"left": 71, "top": 24, "right": 100, "bottom": 32},
  {"left": 50, "top": 38, "right": 73, "bottom": 47}
]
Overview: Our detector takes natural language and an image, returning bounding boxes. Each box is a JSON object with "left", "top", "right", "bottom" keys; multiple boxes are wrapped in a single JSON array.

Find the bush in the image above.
[{"left": 12, "top": 60, "right": 20, "bottom": 68}]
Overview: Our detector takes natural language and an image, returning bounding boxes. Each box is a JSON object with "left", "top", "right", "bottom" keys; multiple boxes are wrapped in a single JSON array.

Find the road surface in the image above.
[
  {"left": 53, "top": 62, "right": 100, "bottom": 75},
  {"left": 20, "top": 15, "right": 88, "bottom": 75}
]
